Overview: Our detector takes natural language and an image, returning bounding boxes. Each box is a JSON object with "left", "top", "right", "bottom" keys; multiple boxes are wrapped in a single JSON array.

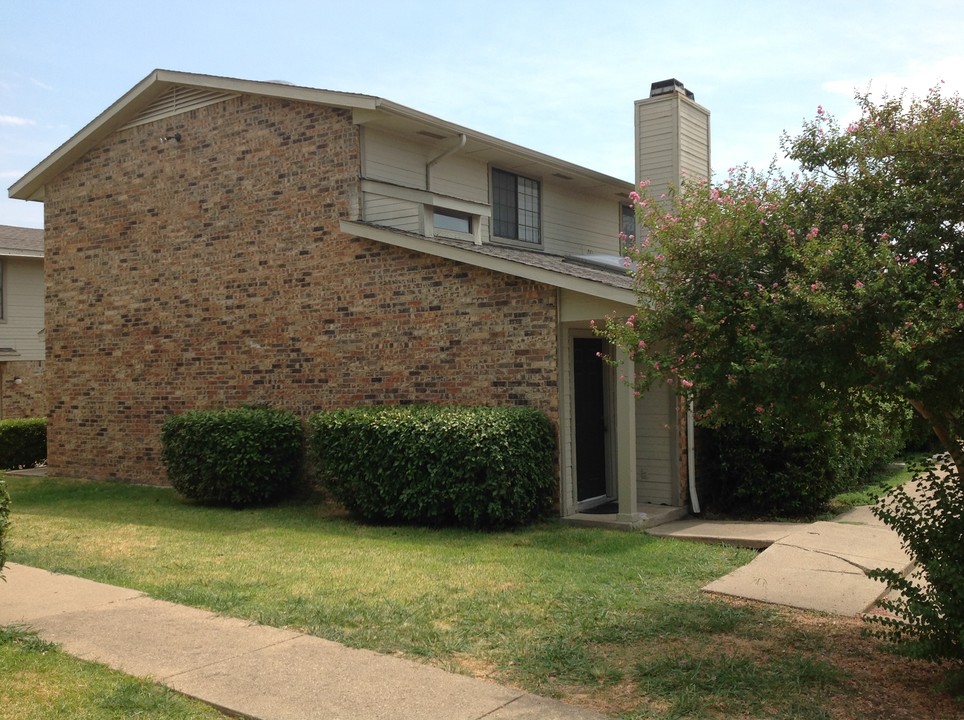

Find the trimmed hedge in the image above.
[
  {"left": 308, "top": 405, "right": 556, "bottom": 529},
  {"left": 0, "top": 479, "right": 9, "bottom": 577},
  {"left": 0, "top": 417, "right": 46, "bottom": 470},
  {"left": 161, "top": 407, "right": 305, "bottom": 508}
]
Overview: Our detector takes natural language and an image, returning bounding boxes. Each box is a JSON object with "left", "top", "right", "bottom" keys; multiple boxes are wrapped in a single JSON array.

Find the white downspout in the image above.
[
  {"left": 425, "top": 133, "right": 467, "bottom": 190},
  {"left": 687, "top": 400, "right": 700, "bottom": 514}
]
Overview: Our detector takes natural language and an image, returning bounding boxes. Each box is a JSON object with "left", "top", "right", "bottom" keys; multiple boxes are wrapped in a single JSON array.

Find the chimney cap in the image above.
[{"left": 650, "top": 79, "right": 695, "bottom": 101}]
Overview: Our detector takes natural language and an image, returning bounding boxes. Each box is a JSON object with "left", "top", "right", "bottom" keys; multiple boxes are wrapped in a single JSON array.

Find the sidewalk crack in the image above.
[{"left": 777, "top": 543, "right": 875, "bottom": 574}]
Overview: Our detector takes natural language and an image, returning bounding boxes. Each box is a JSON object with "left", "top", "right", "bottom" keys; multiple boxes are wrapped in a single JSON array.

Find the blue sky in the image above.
[{"left": 3, "top": 0, "right": 964, "bottom": 229}]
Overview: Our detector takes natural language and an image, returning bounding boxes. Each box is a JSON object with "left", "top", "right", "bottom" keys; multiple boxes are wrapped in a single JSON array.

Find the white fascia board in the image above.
[
  {"left": 0, "top": 248, "right": 43, "bottom": 258},
  {"left": 341, "top": 219, "right": 637, "bottom": 305}
]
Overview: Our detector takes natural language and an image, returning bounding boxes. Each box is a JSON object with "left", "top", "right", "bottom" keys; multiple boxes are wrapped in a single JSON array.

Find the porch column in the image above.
[{"left": 614, "top": 349, "right": 638, "bottom": 516}]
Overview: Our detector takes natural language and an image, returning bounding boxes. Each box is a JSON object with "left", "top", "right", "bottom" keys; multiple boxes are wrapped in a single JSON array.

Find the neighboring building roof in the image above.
[
  {"left": 0, "top": 224, "right": 44, "bottom": 258},
  {"left": 9, "top": 69, "right": 633, "bottom": 203}
]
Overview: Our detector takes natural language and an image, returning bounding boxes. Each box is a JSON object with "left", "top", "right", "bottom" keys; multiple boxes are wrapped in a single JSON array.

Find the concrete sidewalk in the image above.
[
  {"left": 0, "top": 564, "right": 604, "bottom": 720},
  {"left": 648, "top": 504, "right": 914, "bottom": 616}
]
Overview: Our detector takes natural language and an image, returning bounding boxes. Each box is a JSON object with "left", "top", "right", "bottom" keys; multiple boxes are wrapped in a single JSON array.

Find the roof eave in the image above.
[{"left": 8, "top": 69, "right": 382, "bottom": 203}]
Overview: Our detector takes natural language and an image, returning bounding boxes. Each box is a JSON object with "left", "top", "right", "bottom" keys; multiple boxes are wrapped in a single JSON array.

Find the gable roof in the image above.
[
  {"left": 0, "top": 224, "right": 43, "bottom": 258},
  {"left": 9, "top": 69, "right": 633, "bottom": 203}
]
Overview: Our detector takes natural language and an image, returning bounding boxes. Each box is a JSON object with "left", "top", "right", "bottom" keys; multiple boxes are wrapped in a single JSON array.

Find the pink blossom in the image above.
[
  {"left": 628, "top": 191, "right": 641, "bottom": 203},
  {"left": 909, "top": 257, "right": 918, "bottom": 264},
  {"left": 854, "top": 281, "right": 864, "bottom": 288},
  {"left": 638, "top": 340, "right": 647, "bottom": 348},
  {"left": 817, "top": 105, "right": 824, "bottom": 115},
  {"left": 755, "top": 405, "right": 765, "bottom": 413},
  {"left": 681, "top": 379, "right": 694, "bottom": 389},
  {"left": 958, "top": 303, "right": 963, "bottom": 310}
]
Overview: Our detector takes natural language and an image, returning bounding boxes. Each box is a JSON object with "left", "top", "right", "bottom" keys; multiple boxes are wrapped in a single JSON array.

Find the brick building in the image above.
[{"left": 10, "top": 71, "right": 711, "bottom": 525}]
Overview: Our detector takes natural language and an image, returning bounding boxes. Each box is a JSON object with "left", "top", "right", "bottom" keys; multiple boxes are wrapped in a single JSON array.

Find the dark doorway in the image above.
[{"left": 573, "top": 337, "right": 609, "bottom": 502}]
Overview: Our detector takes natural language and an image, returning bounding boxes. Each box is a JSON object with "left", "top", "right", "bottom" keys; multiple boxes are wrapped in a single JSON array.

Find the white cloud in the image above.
[
  {"left": 0, "top": 115, "right": 36, "bottom": 126},
  {"left": 29, "top": 77, "right": 54, "bottom": 92}
]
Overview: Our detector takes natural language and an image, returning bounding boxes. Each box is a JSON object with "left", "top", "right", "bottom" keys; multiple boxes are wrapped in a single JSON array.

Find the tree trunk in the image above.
[{"left": 909, "top": 399, "right": 964, "bottom": 477}]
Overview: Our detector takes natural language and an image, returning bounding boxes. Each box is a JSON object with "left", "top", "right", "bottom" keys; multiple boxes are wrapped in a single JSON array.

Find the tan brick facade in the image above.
[
  {"left": 42, "top": 95, "right": 559, "bottom": 484},
  {"left": 0, "top": 360, "right": 45, "bottom": 420}
]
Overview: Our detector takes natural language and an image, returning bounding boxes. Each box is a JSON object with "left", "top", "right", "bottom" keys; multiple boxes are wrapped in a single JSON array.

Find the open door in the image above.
[{"left": 573, "top": 337, "right": 610, "bottom": 504}]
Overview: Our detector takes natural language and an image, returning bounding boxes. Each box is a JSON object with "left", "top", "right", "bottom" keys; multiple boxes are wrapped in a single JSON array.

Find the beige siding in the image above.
[
  {"left": 636, "top": 380, "right": 677, "bottom": 505},
  {"left": 362, "top": 128, "right": 429, "bottom": 188},
  {"left": 679, "top": 103, "right": 711, "bottom": 181},
  {"left": 362, "top": 127, "right": 621, "bottom": 256},
  {"left": 1, "top": 257, "right": 44, "bottom": 361},
  {"left": 363, "top": 193, "right": 421, "bottom": 233},
  {"left": 636, "top": 91, "right": 710, "bottom": 192},
  {"left": 543, "top": 185, "right": 621, "bottom": 257},
  {"left": 635, "top": 100, "right": 676, "bottom": 193}
]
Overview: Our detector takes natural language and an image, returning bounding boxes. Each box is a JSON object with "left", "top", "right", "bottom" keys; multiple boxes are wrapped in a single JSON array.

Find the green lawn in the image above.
[
  {"left": 0, "top": 626, "right": 223, "bottom": 720},
  {"left": 2, "top": 475, "right": 957, "bottom": 719}
]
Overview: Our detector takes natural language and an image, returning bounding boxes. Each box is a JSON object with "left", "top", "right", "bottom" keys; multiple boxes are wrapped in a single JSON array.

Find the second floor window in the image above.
[{"left": 492, "top": 168, "right": 541, "bottom": 244}]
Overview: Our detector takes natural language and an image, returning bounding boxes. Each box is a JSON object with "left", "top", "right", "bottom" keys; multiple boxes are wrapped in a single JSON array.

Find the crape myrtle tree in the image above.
[{"left": 600, "top": 85, "right": 964, "bottom": 662}]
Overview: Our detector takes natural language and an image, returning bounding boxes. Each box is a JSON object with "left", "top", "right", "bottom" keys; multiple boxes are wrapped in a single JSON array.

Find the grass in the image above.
[
  {"left": 829, "top": 454, "right": 928, "bottom": 514},
  {"left": 0, "top": 625, "right": 223, "bottom": 720},
  {"left": 2, "top": 474, "right": 960, "bottom": 719}
]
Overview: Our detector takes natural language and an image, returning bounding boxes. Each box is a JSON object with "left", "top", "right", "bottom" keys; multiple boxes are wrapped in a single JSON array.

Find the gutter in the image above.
[{"left": 687, "top": 400, "right": 700, "bottom": 513}]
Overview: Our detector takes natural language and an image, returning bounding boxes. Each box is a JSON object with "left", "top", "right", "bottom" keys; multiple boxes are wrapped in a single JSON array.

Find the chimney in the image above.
[{"left": 635, "top": 79, "right": 711, "bottom": 193}]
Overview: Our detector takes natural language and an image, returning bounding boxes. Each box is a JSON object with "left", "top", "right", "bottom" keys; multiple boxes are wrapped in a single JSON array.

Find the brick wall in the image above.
[
  {"left": 43, "top": 94, "right": 559, "bottom": 484},
  {"left": 0, "top": 360, "right": 45, "bottom": 420}
]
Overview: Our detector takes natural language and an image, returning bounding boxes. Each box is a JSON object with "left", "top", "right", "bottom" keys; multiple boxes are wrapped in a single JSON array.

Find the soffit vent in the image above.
[{"left": 121, "top": 85, "right": 240, "bottom": 130}]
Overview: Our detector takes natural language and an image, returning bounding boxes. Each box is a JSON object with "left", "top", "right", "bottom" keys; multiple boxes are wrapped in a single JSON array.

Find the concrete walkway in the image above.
[
  {"left": 648, "top": 504, "right": 914, "bottom": 616},
  {"left": 0, "top": 563, "right": 605, "bottom": 720}
]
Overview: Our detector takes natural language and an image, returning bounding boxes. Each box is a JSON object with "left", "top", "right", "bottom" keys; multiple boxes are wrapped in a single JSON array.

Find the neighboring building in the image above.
[
  {"left": 0, "top": 224, "right": 44, "bottom": 420},
  {"left": 9, "top": 70, "right": 710, "bottom": 526}
]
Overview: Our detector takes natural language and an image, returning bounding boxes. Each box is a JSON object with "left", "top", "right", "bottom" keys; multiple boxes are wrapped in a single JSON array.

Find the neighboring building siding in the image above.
[
  {"left": 43, "top": 94, "right": 559, "bottom": 484},
  {"left": 2, "top": 256, "right": 44, "bottom": 359},
  {"left": 0, "top": 254, "right": 45, "bottom": 420}
]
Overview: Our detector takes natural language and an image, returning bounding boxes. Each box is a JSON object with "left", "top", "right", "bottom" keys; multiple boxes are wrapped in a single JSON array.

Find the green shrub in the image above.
[
  {"left": 865, "top": 457, "right": 964, "bottom": 663},
  {"left": 696, "top": 424, "right": 844, "bottom": 518},
  {"left": 0, "top": 417, "right": 46, "bottom": 470},
  {"left": 308, "top": 405, "right": 556, "bottom": 529},
  {"left": 0, "top": 479, "right": 9, "bottom": 578},
  {"left": 695, "top": 393, "right": 909, "bottom": 518},
  {"left": 161, "top": 407, "right": 304, "bottom": 508}
]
